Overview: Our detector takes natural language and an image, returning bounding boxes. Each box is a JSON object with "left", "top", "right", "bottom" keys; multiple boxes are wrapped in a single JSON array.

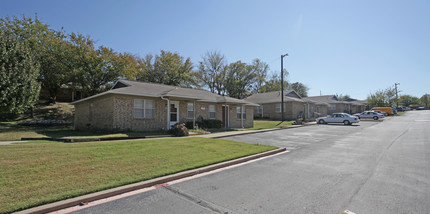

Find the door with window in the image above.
[{"left": 169, "top": 101, "right": 179, "bottom": 127}]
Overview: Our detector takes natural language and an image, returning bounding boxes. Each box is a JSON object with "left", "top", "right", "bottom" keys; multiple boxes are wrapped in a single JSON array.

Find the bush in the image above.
[
  {"left": 169, "top": 123, "right": 189, "bottom": 137},
  {"left": 184, "top": 119, "right": 222, "bottom": 129},
  {"left": 203, "top": 119, "right": 222, "bottom": 129}
]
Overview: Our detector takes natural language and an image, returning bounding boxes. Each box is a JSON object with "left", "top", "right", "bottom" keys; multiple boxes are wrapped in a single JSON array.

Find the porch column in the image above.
[
  {"left": 193, "top": 101, "right": 196, "bottom": 129},
  {"left": 241, "top": 105, "right": 244, "bottom": 128},
  {"left": 166, "top": 99, "right": 170, "bottom": 130}
]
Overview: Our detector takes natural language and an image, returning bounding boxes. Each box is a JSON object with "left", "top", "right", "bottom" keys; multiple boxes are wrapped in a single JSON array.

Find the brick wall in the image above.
[{"left": 74, "top": 95, "right": 115, "bottom": 130}]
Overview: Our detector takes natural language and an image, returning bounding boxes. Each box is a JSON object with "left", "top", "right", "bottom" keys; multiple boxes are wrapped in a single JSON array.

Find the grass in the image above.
[
  {"left": 248, "top": 120, "right": 295, "bottom": 130},
  {"left": 0, "top": 137, "right": 276, "bottom": 213},
  {"left": 0, "top": 122, "right": 168, "bottom": 141}
]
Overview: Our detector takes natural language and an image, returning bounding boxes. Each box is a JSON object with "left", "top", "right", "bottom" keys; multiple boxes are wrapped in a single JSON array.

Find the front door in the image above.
[
  {"left": 169, "top": 101, "right": 179, "bottom": 127},
  {"left": 222, "top": 105, "right": 229, "bottom": 128}
]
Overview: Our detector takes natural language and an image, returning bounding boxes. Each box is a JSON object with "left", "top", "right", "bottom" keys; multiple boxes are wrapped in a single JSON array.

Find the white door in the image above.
[{"left": 169, "top": 101, "right": 179, "bottom": 127}]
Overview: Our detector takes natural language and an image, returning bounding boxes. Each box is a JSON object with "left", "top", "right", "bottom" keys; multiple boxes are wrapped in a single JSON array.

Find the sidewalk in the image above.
[{"left": 199, "top": 122, "right": 316, "bottom": 138}]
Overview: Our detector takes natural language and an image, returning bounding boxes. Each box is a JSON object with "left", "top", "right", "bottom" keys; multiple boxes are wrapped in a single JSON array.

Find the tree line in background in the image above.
[
  {"left": 0, "top": 15, "right": 310, "bottom": 115},
  {"left": 366, "top": 86, "right": 429, "bottom": 108}
]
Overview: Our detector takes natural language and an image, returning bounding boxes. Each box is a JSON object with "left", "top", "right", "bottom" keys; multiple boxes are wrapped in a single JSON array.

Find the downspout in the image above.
[{"left": 161, "top": 96, "right": 170, "bottom": 130}]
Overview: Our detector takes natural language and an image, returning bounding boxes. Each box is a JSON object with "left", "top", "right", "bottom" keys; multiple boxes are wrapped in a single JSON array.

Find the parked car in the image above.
[
  {"left": 354, "top": 111, "right": 385, "bottom": 120},
  {"left": 317, "top": 113, "right": 360, "bottom": 125},
  {"left": 372, "top": 110, "right": 388, "bottom": 116}
]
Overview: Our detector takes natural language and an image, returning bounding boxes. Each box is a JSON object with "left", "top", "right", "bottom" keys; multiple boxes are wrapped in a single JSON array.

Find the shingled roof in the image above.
[
  {"left": 71, "top": 80, "right": 258, "bottom": 106},
  {"left": 244, "top": 90, "right": 304, "bottom": 104}
]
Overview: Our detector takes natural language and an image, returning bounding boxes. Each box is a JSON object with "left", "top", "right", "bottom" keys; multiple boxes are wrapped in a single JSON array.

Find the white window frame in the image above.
[
  {"left": 209, "top": 104, "right": 216, "bottom": 119},
  {"left": 187, "top": 103, "right": 194, "bottom": 119},
  {"left": 236, "top": 106, "right": 246, "bottom": 119},
  {"left": 134, "top": 99, "right": 155, "bottom": 119},
  {"left": 275, "top": 103, "right": 286, "bottom": 113}
]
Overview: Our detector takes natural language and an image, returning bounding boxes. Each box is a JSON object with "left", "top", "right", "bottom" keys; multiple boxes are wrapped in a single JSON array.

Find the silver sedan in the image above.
[
  {"left": 317, "top": 113, "right": 360, "bottom": 125},
  {"left": 354, "top": 111, "right": 385, "bottom": 120}
]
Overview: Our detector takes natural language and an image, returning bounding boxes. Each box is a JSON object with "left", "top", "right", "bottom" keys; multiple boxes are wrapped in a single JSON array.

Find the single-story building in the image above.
[
  {"left": 306, "top": 95, "right": 366, "bottom": 115},
  {"left": 244, "top": 90, "right": 325, "bottom": 121},
  {"left": 71, "top": 80, "right": 258, "bottom": 131}
]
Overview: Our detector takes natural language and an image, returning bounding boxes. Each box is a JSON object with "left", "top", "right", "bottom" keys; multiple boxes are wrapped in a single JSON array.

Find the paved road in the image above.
[{"left": 72, "top": 111, "right": 430, "bottom": 214}]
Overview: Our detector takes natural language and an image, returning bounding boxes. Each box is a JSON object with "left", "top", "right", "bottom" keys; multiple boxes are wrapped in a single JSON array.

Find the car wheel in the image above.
[
  {"left": 373, "top": 116, "right": 378, "bottom": 120},
  {"left": 318, "top": 119, "right": 325, "bottom": 124},
  {"left": 343, "top": 120, "right": 351, "bottom": 125}
]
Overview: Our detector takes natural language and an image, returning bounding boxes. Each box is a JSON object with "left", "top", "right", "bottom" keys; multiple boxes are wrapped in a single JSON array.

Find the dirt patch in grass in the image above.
[{"left": 0, "top": 137, "right": 276, "bottom": 213}]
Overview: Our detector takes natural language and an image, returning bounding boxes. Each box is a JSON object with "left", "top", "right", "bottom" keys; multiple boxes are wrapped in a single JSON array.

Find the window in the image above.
[
  {"left": 275, "top": 103, "right": 286, "bottom": 113},
  {"left": 134, "top": 99, "right": 155, "bottom": 119},
  {"left": 254, "top": 106, "right": 263, "bottom": 114},
  {"left": 328, "top": 104, "right": 336, "bottom": 111},
  {"left": 187, "top": 103, "right": 194, "bottom": 119},
  {"left": 209, "top": 105, "right": 216, "bottom": 119},
  {"left": 236, "top": 106, "right": 246, "bottom": 119}
]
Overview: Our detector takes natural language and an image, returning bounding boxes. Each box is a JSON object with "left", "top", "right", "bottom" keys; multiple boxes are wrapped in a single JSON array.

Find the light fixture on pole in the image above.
[{"left": 281, "top": 53, "right": 288, "bottom": 122}]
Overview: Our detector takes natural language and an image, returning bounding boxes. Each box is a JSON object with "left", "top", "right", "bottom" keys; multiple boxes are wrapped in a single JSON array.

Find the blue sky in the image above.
[{"left": 2, "top": 0, "right": 429, "bottom": 100}]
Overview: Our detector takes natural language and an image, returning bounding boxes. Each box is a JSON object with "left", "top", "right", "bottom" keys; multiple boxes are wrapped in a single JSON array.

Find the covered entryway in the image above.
[
  {"left": 169, "top": 101, "right": 179, "bottom": 127},
  {"left": 222, "top": 105, "right": 229, "bottom": 128}
]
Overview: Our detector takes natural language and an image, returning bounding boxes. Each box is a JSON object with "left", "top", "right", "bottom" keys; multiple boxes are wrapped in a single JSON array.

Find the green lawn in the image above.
[
  {"left": 0, "top": 137, "right": 276, "bottom": 213},
  {"left": 0, "top": 122, "right": 168, "bottom": 141},
  {"left": 248, "top": 120, "right": 295, "bottom": 130}
]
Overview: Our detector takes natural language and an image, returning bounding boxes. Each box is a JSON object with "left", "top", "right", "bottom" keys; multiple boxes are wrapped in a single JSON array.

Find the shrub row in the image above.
[{"left": 184, "top": 119, "right": 222, "bottom": 129}]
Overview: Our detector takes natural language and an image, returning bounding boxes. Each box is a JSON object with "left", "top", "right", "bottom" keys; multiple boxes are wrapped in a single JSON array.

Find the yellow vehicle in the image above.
[{"left": 371, "top": 107, "right": 394, "bottom": 116}]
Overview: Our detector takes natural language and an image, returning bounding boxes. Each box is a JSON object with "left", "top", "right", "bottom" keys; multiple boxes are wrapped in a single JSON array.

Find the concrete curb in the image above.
[{"left": 16, "top": 147, "right": 287, "bottom": 214}]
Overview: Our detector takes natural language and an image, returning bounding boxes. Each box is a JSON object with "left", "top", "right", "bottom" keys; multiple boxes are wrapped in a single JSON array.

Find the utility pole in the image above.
[
  {"left": 395, "top": 83, "right": 400, "bottom": 107},
  {"left": 281, "top": 53, "right": 288, "bottom": 122}
]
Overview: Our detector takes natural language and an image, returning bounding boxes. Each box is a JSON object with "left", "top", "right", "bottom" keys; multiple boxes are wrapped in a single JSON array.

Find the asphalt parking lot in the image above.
[{"left": 72, "top": 111, "right": 430, "bottom": 214}]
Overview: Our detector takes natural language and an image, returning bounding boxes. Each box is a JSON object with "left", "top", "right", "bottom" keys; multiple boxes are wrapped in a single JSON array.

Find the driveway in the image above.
[{"left": 72, "top": 111, "right": 430, "bottom": 214}]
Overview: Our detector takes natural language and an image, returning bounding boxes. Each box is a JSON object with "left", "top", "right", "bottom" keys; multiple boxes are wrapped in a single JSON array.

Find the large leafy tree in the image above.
[
  {"left": 258, "top": 71, "right": 289, "bottom": 93},
  {"left": 136, "top": 50, "right": 195, "bottom": 87},
  {"left": 224, "top": 61, "right": 257, "bottom": 99},
  {"left": 0, "top": 26, "right": 40, "bottom": 114},
  {"left": 367, "top": 87, "right": 397, "bottom": 107},
  {"left": 69, "top": 33, "right": 127, "bottom": 96},
  {"left": 197, "top": 51, "right": 227, "bottom": 94},
  {"left": 251, "top": 59, "right": 269, "bottom": 93},
  {"left": 420, "top": 94, "right": 429, "bottom": 108},
  {"left": 398, "top": 95, "right": 420, "bottom": 107},
  {"left": 289, "top": 82, "right": 309, "bottom": 97},
  {"left": 1, "top": 15, "right": 72, "bottom": 104}
]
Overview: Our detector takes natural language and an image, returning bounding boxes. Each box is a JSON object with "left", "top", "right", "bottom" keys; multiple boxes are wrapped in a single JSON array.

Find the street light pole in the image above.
[
  {"left": 281, "top": 53, "right": 288, "bottom": 122},
  {"left": 395, "top": 83, "right": 400, "bottom": 107}
]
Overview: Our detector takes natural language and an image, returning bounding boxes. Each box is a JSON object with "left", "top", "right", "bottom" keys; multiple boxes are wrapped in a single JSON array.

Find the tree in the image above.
[
  {"left": 336, "top": 93, "right": 351, "bottom": 101},
  {"left": 398, "top": 95, "right": 419, "bottom": 107},
  {"left": 420, "top": 94, "right": 429, "bottom": 108},
  {"left": 251, "top": 58, "right": 269, "bottom": 93},
  {"left": 224, "top": 61, "right": 257, "bottom": 98},
  {"left": 367, "top": 87, "right": 397, "bottom": 107},
  {"left": 258, "top": 71, "right": 289, "bottom": 93},
  {"left": 69, "top": 33, "right": 127, "bottom": 96},
  {"left": 289, "top": 82, "right": 309, "bottom": 97},
  {"left": 1, "top": 15, "right": 70, "bottom": 104},
  {"left": 0, "top": 27, "right": 40, "bottom": 114},
  {"left": 197, "top": 51, "right": 227, "bottom": 94},
  {"left": 136, "top": 50, "right": 195, "bottom": 87}
]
